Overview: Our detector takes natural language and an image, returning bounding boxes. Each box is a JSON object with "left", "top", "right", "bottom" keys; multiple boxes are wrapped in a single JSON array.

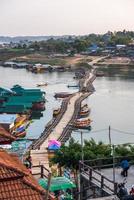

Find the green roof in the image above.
[
  {"left": 11, "top": 85, "right": 45, "bottom": 95},
  {"left": 0, "top": 105, "right": 29, "bottom": 114},
  {"left": 38, "top": 177, "right": 76, "bottom": 192},
  {"left": 7, "top": 95, "right": 45, "bottom": 103},
  {"left": 0, "top": 87, "right": 13, "bottom": 98},
  {"left": 3, "top": 101, "right": 32, "bottom": 108}
]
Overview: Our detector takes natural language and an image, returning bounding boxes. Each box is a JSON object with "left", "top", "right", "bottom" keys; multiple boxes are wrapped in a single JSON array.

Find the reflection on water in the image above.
[
  {"left": 1, "top": 67, "right": 134, "bottom": 144},
  {"left": 100, "top": 65, "right": 134, "bottom": 79},
  {"left": 72, "top": 76, "right": 134, "bottom": 144}
]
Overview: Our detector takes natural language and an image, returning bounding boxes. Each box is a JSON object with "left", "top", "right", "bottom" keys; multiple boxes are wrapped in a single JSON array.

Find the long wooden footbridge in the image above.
[{"left": 30, "top": 69, "right": 96, "bottom": 170}]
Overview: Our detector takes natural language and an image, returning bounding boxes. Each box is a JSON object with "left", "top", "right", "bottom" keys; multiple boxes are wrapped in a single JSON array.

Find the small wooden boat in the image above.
[
  {"left": 79, "top": 109, "right": 90, "bottom": 117},
  {"left": 37, "top": 83, "right": 48, "bottom": 87},
  {"left": 67, "top": 84, "right": 79, "bottom": 88},
  {"left": 81, "top": 104, "right": 88, "bottom": 109},
  {"left": 14, "top": 131, "right": 26, "bottom": 138},
  {"left": 74, "top": 124, "right": 91, "bottom": 130},
  {"left": 79, "top": 104, "right": 90, "bottom": 117},
  {"left": 53, "top": 108, "right": 60, "bottom": 117},
  {"left": 54, "top": 92, "right": 72, "bottom": 98},
  {"left": 96, "top": 71, "right": 104, "bottom": 77}
]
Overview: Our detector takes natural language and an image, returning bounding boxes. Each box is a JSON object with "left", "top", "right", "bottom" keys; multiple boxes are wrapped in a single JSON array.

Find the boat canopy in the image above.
[{"left": 76, "top": 117, "right": 91, "bottom": 122}]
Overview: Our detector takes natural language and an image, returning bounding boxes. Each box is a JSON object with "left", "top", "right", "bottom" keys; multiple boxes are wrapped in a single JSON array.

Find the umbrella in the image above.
[
  {"left": 48, "top": 139, "right": 61, "bottom": 150},
  {"left": 39, "top": 177, "right": 76, "bottom": 192}
]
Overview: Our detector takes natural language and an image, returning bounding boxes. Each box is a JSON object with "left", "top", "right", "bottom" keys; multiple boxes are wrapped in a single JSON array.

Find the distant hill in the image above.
[{"left": 0, "top": 35, "right": 75, "bottom": 43}]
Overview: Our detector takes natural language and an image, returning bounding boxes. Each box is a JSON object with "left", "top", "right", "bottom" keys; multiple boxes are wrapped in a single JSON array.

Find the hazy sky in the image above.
[{"left": 0, "top": 0, "right": 134, "bottom": 36}]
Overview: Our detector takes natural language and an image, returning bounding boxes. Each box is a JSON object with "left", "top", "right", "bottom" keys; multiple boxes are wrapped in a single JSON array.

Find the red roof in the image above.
[
  {"left": 0, "top": 126, "right": 16, "bottom": 144},
  {"left": 0, "top": 150, "right": 46, "bottom": 200}
]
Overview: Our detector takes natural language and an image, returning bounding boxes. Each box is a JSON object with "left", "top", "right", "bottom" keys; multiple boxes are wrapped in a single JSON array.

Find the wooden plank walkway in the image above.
[
  {"left": 101, "top": 166, "right": 134, "bottom": 191},
  {"left": 40, "top": 92, "right": 82, "bottom": 149},
  {"left": 30, "top": 70, "right": 96, "bottom": 171}
]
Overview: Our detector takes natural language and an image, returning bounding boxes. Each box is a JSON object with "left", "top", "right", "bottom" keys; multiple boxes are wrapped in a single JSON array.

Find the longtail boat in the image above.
[
  {"left": 53, "top": 108, "right": 60, "bottom": 117},
  {"left": 79, "top": 104, "right": 90, "bottom": 117},
  {"left": 15, "top": 131, "right": 26, "bottom": 138},
  {"left": 74, "top": 117, "right": 92, "bottom": 130},
  {"left": 36, "top": 83, "right": 48, "bottom": 87},
  {"left": 54, "top": 92, "right": 72, "bottom": 98}
]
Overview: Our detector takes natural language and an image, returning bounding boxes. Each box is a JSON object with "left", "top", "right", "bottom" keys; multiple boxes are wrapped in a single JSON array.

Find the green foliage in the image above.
[
  {"left": 75, "top": 62, "right": 92, "bottom": 69},
  {"left": 51, "top": 138, "right": 81, "bottom": 170},
  {"left": 27, "top": 30, "right": 134, "bottom": 54},
  {"left": 51, "top": 138, "right": 134, "bottom": 171}
]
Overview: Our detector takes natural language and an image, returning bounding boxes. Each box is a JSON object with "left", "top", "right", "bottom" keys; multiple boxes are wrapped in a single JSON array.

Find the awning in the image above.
[{"left": 38, "top": 177, "right": 76, "bottom": 192}]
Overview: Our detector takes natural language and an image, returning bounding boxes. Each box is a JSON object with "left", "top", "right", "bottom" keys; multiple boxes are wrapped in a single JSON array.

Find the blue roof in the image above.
[{"left": 0, "top": 114, "right": 17, "bottom": 124}]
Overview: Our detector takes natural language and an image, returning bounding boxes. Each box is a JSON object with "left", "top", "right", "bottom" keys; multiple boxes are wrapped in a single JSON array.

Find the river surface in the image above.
[{"left": 0, "top": 66, "right": 134, "bottom": 145}]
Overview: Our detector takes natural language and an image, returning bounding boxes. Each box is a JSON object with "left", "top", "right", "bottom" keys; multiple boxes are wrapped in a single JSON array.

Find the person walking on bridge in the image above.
[{"left": 121, "top": 159, "right": 129, "bottom": 177}]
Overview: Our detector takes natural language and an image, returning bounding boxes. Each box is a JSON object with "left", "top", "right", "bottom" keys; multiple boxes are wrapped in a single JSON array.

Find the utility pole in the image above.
[
  {"left": 45, "top": 172, "right": 52, "bottom": 200},
  {"left": 108, "top": 126, "right": 115, "bottom": 183},
  {"left": 81, "top": 131, "right": 84, "bottom": 162},
  {"left": 112, "top": 145, "right": 116, "bottom": 184},
  {"left": 108, "top": 125, "right": 111, "bottom": 146}
]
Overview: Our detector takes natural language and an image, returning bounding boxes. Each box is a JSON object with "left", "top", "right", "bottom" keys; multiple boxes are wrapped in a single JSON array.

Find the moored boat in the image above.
[
  {"left": 96, "top": 71, "right": 104, "bottom": 77},
  {"left": 79, "top": 104, "right": 90, "bottom": 117},
  {"left": 73, "top": 117, "right": 92, "bottom": 130},
  {"left": 67, "top": 84, "right": 79, "bottom": 88},
  {"left": 54, "top": 92, "right": 72, "bottom": 98},
  {"left": 53, "top": 108, "right": 60, "bottom": 117},
  {"left": 37, "top": 83, "right": 48, "bottom": 87},
  {"left": 14, "top": 131, "right": 26, "bottom": 138}
]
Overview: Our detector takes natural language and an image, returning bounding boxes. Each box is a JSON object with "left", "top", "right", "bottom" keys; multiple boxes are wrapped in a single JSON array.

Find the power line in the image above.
[
  {"left": 111, "top": 128, "right": 134, "bottom": 136},
  {"left": 90, "top": 128, "right": 108, "bottom": 133}
]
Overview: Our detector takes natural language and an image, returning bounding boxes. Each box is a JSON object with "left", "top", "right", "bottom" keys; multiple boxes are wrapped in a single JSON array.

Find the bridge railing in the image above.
[
  {"left": 32, "top": 164, "right": 50, "bottom": 179},
  {"left": 79, "top": 161, "right": 118, "bottom": 195}
]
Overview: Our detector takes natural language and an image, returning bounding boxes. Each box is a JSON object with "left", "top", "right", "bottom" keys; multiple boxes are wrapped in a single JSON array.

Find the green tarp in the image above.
[
  {"left": 38, "top": 177, "right": 76, "bottom": 192},
  {"left": 4, "top": 102, "right": 32, "bottom": 108}
]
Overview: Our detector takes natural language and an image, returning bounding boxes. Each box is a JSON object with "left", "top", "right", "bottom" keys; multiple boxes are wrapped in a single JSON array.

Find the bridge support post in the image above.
[
  {"left": 89, "top": 168, "right": 92, "bottom": 184},
  {"left": 114, "top": 182, "right": 118, "bottom": 195},
  {"left": 101, "top": 175, "right": 104, "bottom": 197},
  {"left": 40, "top": 165, "right": 44, "bottom": 178}
]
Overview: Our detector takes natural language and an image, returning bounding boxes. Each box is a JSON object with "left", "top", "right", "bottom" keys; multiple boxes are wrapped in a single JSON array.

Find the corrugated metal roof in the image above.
[{"left": 0, "top": 114, "right": 17, "bottom": 124}]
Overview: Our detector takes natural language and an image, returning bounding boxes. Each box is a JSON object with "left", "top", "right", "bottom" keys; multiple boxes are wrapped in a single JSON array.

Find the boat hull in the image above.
[
  {"left": 74, "top": 125, "right": 91, "bottom": 130},
  {"left": 14, "top": 131, "right": 26, "bottom": 138}
]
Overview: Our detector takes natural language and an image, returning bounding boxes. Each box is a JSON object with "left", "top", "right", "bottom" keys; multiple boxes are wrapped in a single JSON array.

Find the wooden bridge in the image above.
[
  {"left": 30, "top": 69, "right": 96, "bottom": 170},
  {"left": 79, "top": 161, "right": 118, "bottom": 200}
]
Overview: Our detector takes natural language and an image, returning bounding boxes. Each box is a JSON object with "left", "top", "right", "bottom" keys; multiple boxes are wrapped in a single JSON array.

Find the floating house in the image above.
[
  {"left": 32, "top": 63, "right": 52, "bottom": 73},
  {"left": 0, "top": 85, "right": 46, "bottom": 114}
]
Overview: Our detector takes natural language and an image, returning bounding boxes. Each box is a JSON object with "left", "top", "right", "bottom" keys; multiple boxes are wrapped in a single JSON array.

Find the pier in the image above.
[{"left": 30, "top": 69, "right": 96, "bottom": 171}]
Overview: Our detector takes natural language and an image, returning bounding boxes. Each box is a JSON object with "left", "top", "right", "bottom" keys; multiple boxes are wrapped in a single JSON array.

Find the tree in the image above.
[{"left": 51, "top": 138, "right": 81, "bottom": 171}]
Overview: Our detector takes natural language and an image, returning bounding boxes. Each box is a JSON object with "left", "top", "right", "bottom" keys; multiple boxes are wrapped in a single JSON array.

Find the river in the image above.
[{"left": 0, "top": 66, "right": 134, "bottom": 145}]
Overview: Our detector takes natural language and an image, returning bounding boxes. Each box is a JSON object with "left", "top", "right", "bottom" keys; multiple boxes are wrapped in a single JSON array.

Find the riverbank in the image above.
[{"left": 2, "top": 51, "right": 134, "bottom": 75}]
